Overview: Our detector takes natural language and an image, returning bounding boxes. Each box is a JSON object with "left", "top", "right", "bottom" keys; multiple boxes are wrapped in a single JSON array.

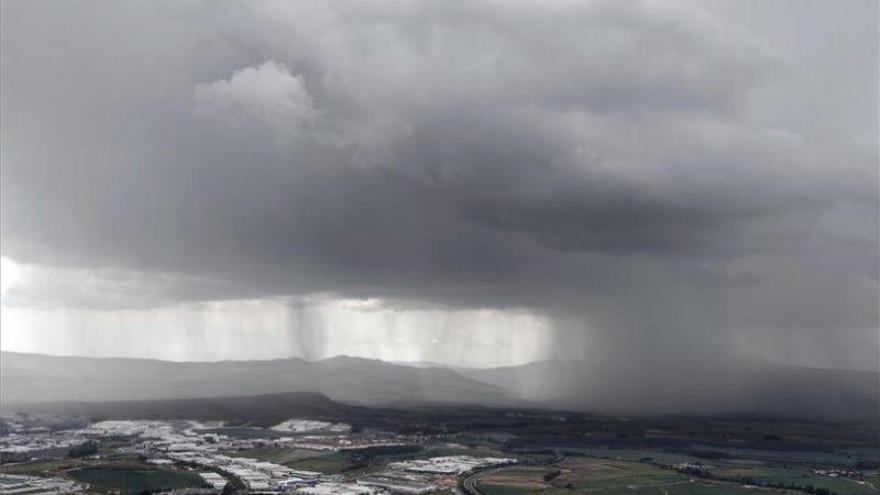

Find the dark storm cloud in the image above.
[{"left": 1, "top": 0, "right": 877, "bottom": 367}]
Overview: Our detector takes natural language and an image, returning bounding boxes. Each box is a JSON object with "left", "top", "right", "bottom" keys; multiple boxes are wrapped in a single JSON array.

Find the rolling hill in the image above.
[
  {"left": 458, "top": 358, "right": 880, "bottom": 422},
  {"left": 2, "top": 352, "right": 875, "bottom": 422},
  {"left": 0, "top": 352, "right": 511, "bottom": 407}
]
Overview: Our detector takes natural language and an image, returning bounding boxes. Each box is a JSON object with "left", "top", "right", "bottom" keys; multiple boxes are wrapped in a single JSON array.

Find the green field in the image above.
[
  {"left": 711, "top": 465, "right": 878, "bottom": 495},
  {"left": 67, "top": 466, "right": 207, "bottom": 495},
  {"left": 477, "top": 458, "right": 688, "bottom": 494},
  {"left": 226, "top": 446, "right": 323, "bottom": 463},
  {"left": 563, "top": 448, "right": 709, "bottom": 466},
  {"left": 0, "top": 459, "right": 88, "bottom": 476},
  {"left": 473, "top": 457, "right": 839, "bottom": 495},
  {"left": 479, "top": 483, "right": 538, "bottom": 495},
  {"left": 558, "top": 447, "right": 880, "bottom": 495},
  {"left": 0, "top": 456, "right": 146, "bottom": 477},
  {"left": 285, "top": 452, "right": 363, "bottom": 473},
  {"left": 612, "top": 483, "right": 798, "bottom": 494},
  {"left": 556, "top": 457, "right": 685, "bottom": 490},
  {"left": 481, "top": 479, "right": 797, "bottom": 495}
]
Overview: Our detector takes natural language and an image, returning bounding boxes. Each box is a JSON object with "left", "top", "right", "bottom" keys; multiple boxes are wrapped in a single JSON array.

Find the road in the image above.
[
  {"left": 458, "top": 469, "right": 488, "bottom": 495},
  {"left": 458, "top": 453, "right": 564, "bottom": 495}
]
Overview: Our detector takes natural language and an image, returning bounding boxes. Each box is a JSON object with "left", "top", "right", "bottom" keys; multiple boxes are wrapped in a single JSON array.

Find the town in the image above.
[
  {"left": 0, "top": 413, "right": 515, "bottom": 495},
  {"left": 2, "top": 409, "right": 878, "bottom": 495}
]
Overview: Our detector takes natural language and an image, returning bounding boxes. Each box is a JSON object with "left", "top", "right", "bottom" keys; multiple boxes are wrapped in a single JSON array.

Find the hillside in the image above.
[
  {"left": 460, "top": 358, "right": 880, "bottom": 422},
  {"left": 0, "top": 352, "right": 511, "bottom": 407},
  {"left": 3, "top": 352, "right": 875, "bottom": 422},
  {"left": 1, "top": 391, "right": 365, "bottom": 427}
]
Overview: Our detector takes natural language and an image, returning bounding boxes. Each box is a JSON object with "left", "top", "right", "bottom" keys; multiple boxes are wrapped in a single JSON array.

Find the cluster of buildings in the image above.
[
  {"left": 270, "top": 420, "right": 351, "bottom": 435},
  {"left": 0, "top": 414, "right": 88, "bottom": 463},
  {"left": 281, "top": 438, "right": 411, "bottom": 452},
  {"left": 73, "top": 419, "right": 392, "bottom": 492},
  {"left": 86, "top": 420, "right": 411, "bottom": 456},
  {"left": 386, "top": 456, "right": 515, "bottom": 476},
  {"left": 78, "top": 420, "right": 324, "bottom": 491},
  {"left": 82, "top": 420, "right": 195, "bottom": 438},
  {"left": 272, "top": 456, "right": 517, "bottom": 495},
  {"left": 811, "top": 468, "right": 863, "bottom": 479},
  {"left": 115, "top": 420, "right": 515, "bottom": 495},
  {"left": 355, "top": 476, "right": 436, "bottom": 495},
  {"left": 297, "top": 482, "right": 381, "bottom": 495},
  {"left": 0, "top": 474, "right": 84, "bottom": 495},
  {"left": 199, "top": 472, "right": 231, "bottom": 490},
  {"left": 0, "top": 435, "right": 83, "bottom": 461},
  {"left": 352, "top": 456, "right": 516, "bottom": 495},
  {"left": 673, "top": 462, "right": 714, "bottom": 473},
  {"left": 168, "top": 451, "right": 328, "bottom": 491},
  {"left": 1, "top": 415, "right": 518, "bottom": 495}
]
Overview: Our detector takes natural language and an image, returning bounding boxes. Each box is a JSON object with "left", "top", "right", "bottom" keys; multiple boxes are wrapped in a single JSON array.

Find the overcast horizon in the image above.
[{"left": 1, "top": 0, "right": 878, "bottom": 373}]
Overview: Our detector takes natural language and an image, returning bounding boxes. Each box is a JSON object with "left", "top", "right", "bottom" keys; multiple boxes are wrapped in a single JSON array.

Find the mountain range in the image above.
[
  {"left": 2, "top": 352, "right": 876, "bottom": 422},
  {"left": 0, "top": 352, "right": 509, "bottom": 407},
  {"left": 458, "top": 358, "right": 880, "bottom": 422}
]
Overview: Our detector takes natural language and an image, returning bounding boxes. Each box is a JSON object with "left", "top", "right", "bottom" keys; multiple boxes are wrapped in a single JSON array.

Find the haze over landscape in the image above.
[
  {"left": 2, "top": 3, "right": 880, "bottom": 495},
  {"left": 1, "top": 0, "right": 878, "bottom": 418}
]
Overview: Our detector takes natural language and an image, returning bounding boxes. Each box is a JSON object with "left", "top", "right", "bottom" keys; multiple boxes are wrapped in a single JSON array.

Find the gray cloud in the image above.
[{"left": 1, "top": 0, "right": 876, "bottom": 369}]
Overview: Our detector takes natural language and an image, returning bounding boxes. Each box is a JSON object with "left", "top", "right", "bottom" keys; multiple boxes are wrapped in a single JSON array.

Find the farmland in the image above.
[
  {"left": 226, "top": 446, "right": 325, "bottom": 464},
  {"left": 2, "top": 400, "right": 877, "bottom": 495},
  {"left": 473, "top": 457, "right": 809, "bottom": 494},
  {"left": 477, "top": 458, "right": 691, "bottom": 495}
]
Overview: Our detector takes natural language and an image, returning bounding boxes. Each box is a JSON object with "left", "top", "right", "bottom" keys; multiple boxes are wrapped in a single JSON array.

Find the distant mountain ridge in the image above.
[
  {"left": 2, "top": 352, "right": 876, "bottom": 422},
  {"left": 4, "top": 391, "right": 364, "bottom": 427},
  {"left": 0, "top": 352, "right": 511, "bottom": 407},
  {"left": 458, "top": 358, "right": 880, "bottom": 423}
]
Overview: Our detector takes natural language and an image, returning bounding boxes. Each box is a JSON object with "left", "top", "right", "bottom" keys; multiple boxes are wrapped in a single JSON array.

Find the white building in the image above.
[
  {"left": 356, "top": 477, "right": 438, "bottom": 494},
  {"left": 199, "top": 472, "right": 228, "bottom": 490},
  {"left": 297, "top": 482, "right": 381, "bottom": 495}
]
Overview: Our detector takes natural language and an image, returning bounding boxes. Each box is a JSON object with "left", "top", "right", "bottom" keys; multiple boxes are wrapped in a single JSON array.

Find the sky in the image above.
[{"left": 1, "top": 0, "right": 877, "bottom": 370}]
